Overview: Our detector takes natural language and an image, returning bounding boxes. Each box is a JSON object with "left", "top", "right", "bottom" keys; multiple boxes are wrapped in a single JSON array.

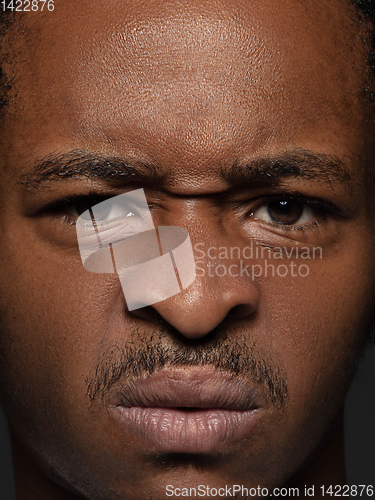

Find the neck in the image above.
[
  {"left": 11, "top": 430, "right": 83, "bottom": 500},
  {"left": 285, "top": 412, "right": 347, "bottom": 497}
]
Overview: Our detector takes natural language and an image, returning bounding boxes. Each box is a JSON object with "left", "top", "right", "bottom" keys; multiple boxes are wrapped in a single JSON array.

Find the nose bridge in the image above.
[{"left": 76, "top": 189, "right": 261, "bottom": 338}]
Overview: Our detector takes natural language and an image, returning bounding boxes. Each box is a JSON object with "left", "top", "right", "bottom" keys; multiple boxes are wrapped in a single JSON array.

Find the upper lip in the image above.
[{"left": 108, "top": 368, "right": 267, "bottom": 411}]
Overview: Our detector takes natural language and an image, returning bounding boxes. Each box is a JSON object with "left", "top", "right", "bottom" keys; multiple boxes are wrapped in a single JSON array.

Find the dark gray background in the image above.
[{"left": 0, "top": 346, "right": 374, "bottom": 498}]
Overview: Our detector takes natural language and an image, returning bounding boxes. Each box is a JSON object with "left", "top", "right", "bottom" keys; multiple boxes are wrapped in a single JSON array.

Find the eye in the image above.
[
  {"left": 78, "top": 201, "right": 137, "bottom": 223},
  {"left": 64, "top": 198, "right": 134, "bottom": 221},
  {"left": 253, "top": 198, "right": 316, "bottom": 226},
  {"left": 60, "top": 194, "right": 145, "bottom": 227},
  {"left": 75, "top": 191, "right": 155, "bottom": 248}
]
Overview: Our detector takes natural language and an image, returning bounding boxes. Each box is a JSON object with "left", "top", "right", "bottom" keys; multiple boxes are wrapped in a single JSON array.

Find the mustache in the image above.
[{"left": 86, "top": 327, "right": 288, "bottom": 409}]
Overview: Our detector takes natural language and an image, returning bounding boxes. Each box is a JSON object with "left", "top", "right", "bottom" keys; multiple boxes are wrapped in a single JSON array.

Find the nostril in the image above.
[{"left": 228, "top": 304, "right": 255, "bottom": 320}]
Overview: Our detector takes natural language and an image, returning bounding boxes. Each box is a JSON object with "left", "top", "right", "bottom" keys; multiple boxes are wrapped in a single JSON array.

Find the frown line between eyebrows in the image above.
[{"left": 18, "top": 148, "right": 351, "bottom": 191}]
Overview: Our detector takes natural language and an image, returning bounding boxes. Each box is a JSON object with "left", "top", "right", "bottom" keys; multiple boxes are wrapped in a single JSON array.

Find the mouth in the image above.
[{"left": 108, "top": 368, "right": 266, "bottom": 453}]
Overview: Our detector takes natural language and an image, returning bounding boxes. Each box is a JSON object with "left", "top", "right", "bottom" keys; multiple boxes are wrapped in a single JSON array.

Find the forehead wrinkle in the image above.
[
  {"left": 54, "top": 1, "right": 364, "bottom": 153},
  {"left": 70, "top": 15, "right": 274, "bottom": 131},
  {"left": 4, "top": 0, "right": 369, "bottom": 181}
]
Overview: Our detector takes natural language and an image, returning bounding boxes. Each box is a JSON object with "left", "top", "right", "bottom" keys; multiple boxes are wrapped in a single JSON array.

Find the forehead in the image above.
[{"left": 2, "top": 0, "right": 369, "bottom": 175}]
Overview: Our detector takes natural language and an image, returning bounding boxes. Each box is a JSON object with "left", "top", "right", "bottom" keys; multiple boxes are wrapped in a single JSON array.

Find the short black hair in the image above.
[
  {"left": 352, "top": 1, "right": 375, "bottom": 83},
  {"left": 353, "top": 0, "right": 375, "bottom": 17},
  {"left": 0, "top": 1, "right": 375, "bottom": 112},
  {"left": 0, "top": 8, "right": 15, "bottom": 109}
]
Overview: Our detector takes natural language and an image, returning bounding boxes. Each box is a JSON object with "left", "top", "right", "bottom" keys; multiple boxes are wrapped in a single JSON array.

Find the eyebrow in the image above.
[
  {"left": 19, "top": 150, "right": 164, "bottom": 188},
  {"left": 223, "top": 149, "right": 350, "bottom": 186},
  {"left": 19, "top": 148, "right": 350, "bottom": 189}
]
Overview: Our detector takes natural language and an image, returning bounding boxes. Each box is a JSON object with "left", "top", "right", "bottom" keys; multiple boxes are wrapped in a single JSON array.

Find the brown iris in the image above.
[{"left": 267, "top": 200, "right": 304, "bottom": 225}]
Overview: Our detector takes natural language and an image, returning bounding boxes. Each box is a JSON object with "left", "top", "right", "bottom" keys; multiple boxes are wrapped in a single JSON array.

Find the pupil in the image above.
[{"left": 268, "top": 200, "right": 303, "bottom": 224}]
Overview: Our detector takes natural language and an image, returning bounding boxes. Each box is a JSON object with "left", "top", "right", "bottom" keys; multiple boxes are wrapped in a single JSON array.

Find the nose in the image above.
[{"left": 131, "top": 267, "right": 260, "bottom": 340}]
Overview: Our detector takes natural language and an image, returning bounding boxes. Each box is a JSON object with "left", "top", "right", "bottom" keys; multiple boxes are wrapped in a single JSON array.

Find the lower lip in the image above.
[{"left": 111, "top": 406, "right": 262, "bottom": 453}]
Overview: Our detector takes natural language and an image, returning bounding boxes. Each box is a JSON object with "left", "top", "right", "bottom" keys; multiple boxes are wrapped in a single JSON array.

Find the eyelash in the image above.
[
  {"left": 45, "top": 192, "right": 337, "bottom": 236},
  {"left": 248, "top": 195, "right": 336, "bottom": 233},
  {"left": 44, "top": 192, "right": 110, "bottom": 228},
  {"left": 266, "top": 218, "right": 323, "bottom": 234}
]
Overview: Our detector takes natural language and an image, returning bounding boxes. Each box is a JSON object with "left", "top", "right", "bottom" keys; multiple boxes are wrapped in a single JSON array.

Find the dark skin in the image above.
[{"left": 0, "top": 0, "right": 375, "bottom": 498}]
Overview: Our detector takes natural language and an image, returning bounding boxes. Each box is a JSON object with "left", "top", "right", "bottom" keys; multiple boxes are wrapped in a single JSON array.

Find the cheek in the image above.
[
  {"left": 260, "top": 242, "right": 375, "bottom": 417},
  {"left": 0, "top": 230, "right": 124, "bottom": 424},
  {"left": 237, "top": 239, "right": 375, "bottom": 472},
  {"left": 0, "top": 245, "right": 135, "bottom": 490}
]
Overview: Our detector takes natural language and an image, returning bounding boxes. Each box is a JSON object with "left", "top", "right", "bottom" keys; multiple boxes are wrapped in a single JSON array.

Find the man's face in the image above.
[{"left": 0, "top": 0, "right": 375, "bottom": 498}]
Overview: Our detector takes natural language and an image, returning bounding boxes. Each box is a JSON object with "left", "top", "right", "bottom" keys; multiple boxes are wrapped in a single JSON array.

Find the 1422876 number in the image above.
[{"left": 1, "top": 0, "right": 54, "bottom": 11}]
